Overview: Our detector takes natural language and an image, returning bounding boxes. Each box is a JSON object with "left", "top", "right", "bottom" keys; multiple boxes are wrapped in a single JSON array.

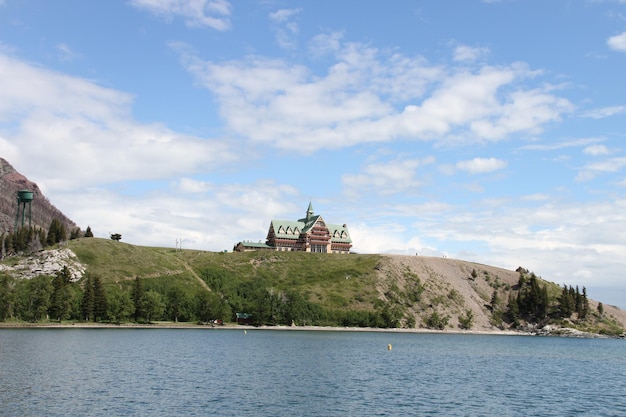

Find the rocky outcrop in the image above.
[{"left": 0, "top": 247, "right": 85, "bottom": 282}]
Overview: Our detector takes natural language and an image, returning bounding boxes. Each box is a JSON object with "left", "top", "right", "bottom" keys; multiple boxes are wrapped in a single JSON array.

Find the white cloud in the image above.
[
  {"left": 269, "top": 8, "right": 301, "bottom": 23},
  {"left": 342, "top": 157, "right": 435, "bottom": 196},
  {"left": 130, "top": 0, "right": 231, "bottom": 30},
  {"left": 456, "top": 157, "right": 507, "bottom": 174},
  {"left": 177, "top": 40, "right": 572, "bottom": 152},
  {"left": 268, "top": 8, "right": 302, "bottom": 50},
  {"left": 576, "top": 156, "right": 626, "bottom": 181},
  {"left": 607, "top": 31, "right": 626, "bottom": 52},
  {"left": 584, "top": 144, "right": 610, "bottom": 156},
  {"left": 0, "top": 53, "right": 237, "bottom": 190},
  {"left": 581, "top": 105, "right": 626, "bottom": 119},
  {"left": 519, "top": 137, "right": 602, "bottom": 151},
  {"left": 585, "top": 156, "right": 626, "bottom": 172},
  {"left": 56, "top": 43, "right": 79, "bottom": 62},
  {"left": 453, "top": 45, "right": 489, "bottom": 62},
  {"left": 522, "top": 193, "right": 550, "bottom": 201},
  {"left": 56, "top": 180, "right": 300, "bottom": 251},
  {"left": 308, "top": 32, "right": 344, "bottom": 57}
]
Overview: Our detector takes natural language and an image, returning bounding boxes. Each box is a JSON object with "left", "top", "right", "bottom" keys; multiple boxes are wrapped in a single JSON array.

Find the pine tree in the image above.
[
  {"left": 558, "top": 284, "right": 573, "bottom": 318},
  {"left": 580, "top": 287, "right": 589, "bottom": 319},
  {"left": 507, "top": 292, "right": 520, "bottom": 326},
  {"left": 50, "top": 266, "right": 72, "bottom": 321},
  {"left": 46, "top": 219, "right": 67, "bottom": 246},
  {"left": 92, "top": 275, "right": 107, "bottom": 322},
  {"left": 81, "top": 275, "right": 95, "bottom": 321},
  {"left": 574, "top": 285, "right": 582, "bottom": 316},
  {"left": 84, "top": 226, "right": 94, "bottom": 238}
]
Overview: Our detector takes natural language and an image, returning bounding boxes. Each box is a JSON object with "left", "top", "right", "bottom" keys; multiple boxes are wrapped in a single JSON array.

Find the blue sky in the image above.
[{"left": 1, "top": 0, "right": 626, "bottom": 308}]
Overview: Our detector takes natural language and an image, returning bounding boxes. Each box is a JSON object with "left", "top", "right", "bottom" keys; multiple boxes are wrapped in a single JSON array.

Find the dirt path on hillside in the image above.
[{"left": 170, "top": 255, "right": 211, "bottom": 292}]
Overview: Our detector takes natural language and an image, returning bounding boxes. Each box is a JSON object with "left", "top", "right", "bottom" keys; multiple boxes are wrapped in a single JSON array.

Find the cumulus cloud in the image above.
[
  {"left": 453, "top": 45, "right": 489, "bottom": 62},
  {"left": 54, "top": 180, "right": 301, "bottom": 251},
  {"left": 130, "top": 0, "right": 231, "bottom": 30},
  {"left": 456, "top": 157, "right": 507, "bottom": 174},
  {"left": 607, "top": 31, "right": 626, "bottom": 52},
  {"left": 576, "top": 156, "right": 626, "bottom": 182},
  {"left": 268, "top": 8, "right": 302, "bottom": 50},
  {"left": 0, "top": 53, "right": 236, "bottom": 190},
  {"left": 176, "top": 39, "right": 572, "bottom": 152},
  {"left": 342, "top": 157, "right": 435, "bottom": 196},
  {"left": 584, "top": 144, "right": 610, "bottom": 156}
]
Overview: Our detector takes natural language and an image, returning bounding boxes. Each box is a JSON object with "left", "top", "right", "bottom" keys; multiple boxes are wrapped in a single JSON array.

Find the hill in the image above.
[
  {"left": 2, "top": 238, "right": 624, "bottom": 335},
  {"left": 0, "top": 158, "right": 77, "bottom": 234}
]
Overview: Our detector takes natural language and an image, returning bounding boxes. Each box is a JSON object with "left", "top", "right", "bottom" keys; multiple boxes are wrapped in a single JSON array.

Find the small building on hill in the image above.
[{"left": 234, "top": 203, "right": 352, "bottom": 254}]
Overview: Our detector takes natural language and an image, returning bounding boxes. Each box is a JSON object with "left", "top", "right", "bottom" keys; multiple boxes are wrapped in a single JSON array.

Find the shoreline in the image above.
[{"left": 0, "top": 321, "right": 530, "bottom": 336}]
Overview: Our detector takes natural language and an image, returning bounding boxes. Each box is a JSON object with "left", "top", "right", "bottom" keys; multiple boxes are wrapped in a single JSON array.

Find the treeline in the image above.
[
  {"left": 0, "top": 265, "right": 401, "bottom": 327},
  {"left": 0, "top": 270, "right": 194, "bottom": 324},
  {"left": 1, "top": 221, "right": 93, "bottom": 257},
  {"left": 492, "top": 270, "right": 592, "bottom": 328},
  {"left": 200, "top": 266, "right": 401, "bottom": 328}
]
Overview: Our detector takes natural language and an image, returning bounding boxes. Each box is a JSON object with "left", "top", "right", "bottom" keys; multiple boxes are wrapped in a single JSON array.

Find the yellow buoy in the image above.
[{"left": 387, "top": 343, "right": 392, "bottom": 351}]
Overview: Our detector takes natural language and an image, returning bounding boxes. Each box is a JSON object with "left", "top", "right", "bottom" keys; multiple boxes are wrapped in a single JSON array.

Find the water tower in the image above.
[{"left": 15, "top": 189, "right": 34, "bottom": 230}]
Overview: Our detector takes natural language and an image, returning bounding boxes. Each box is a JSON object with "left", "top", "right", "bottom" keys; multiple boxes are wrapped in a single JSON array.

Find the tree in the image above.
[
  {"left": 110, "top": 233, "right": 122, "bottom": 242},
  {"left": 106, "top": 287, "right": 134, "bottom": 324},
  {"left": 132, "top": 277, "right": 144, "bottom": 322},
  {"left": 50, "top": 266, "right": 73, "bottom": 321},
  {"left": 81, "top": 275, "right": 95, "bottom": 321},
  {"left": 506, "top": 292, "right": 520, "bottom": 327},
  {"left": 84, "top": 226, "right": 94, "bottom": 238},
  {"left": 0, "top": 273, "right": 15, "bottom": 321},
  {"left": 140, "top": 290, "right": 165, "bottom": 323},
  {"left": 425, "top": 311, "right": 449, "bottom": 330},
  {"left": 195, "top": 291, "right": 215, "bottom": 324},
  {"left": 574, "top": 285, "right": 582, "bottom": 316},
  {"left": 166, "top": 287, "right": 191, "bottom": 322},
  {"left": 46, "top": 219, "right": 67, "bottom": 246},
  {"left": 597, "top": 302, "right": 604, "bottom": 318},
  {"left": 558, "top": 284, "right": 574, "bottom": 318},
  {"left": 580, "top": 287, "right": 589, "bottom": 319},
  {"left": 92, "top": 275, "right": 107, "bottom": 322},
  {"left": 19, "top": 275, "right": 52, "bottom": 322},
  {"left": 459, "top": 309, "right": 474, "bottom": 330}
]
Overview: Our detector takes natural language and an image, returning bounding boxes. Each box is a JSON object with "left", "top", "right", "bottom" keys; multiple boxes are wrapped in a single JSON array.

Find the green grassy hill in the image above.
[{"left": 2, "top": 237, "right": 625, "bottom": 335}]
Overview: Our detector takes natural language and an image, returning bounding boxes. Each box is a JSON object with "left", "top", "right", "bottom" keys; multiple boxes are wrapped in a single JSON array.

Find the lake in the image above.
[{"left": 0, "top": 328, "right": 624, "bottom": 416}]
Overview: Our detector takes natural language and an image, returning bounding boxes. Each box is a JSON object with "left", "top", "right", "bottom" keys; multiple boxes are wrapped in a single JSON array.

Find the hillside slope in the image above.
[{"left": 3, "top": 238, "right": 624, "bottom": 333}]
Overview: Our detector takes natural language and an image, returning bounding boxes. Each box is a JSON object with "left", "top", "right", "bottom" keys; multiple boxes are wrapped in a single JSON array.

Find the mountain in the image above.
[{"left": 0, "top": 158, "right": 77, "bottom": 234}]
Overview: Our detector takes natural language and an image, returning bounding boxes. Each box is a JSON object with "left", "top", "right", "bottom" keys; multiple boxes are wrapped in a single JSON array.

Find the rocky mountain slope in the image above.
[{"left": 0, "top": 158, "right": 77, "bottom": 234}]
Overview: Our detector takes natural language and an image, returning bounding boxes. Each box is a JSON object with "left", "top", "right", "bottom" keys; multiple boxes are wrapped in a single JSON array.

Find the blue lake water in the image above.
[{"left": 0, "top": 328, "right": 625, "bottom": 416}]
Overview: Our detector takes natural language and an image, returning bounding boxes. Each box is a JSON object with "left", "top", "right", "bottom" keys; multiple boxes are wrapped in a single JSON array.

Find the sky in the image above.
[{"left": 1, "top": 0, "right": 626, "bottom": 308}]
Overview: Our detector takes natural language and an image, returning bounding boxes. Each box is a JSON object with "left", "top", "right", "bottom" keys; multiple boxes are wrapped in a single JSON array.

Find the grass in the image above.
[{"left": 69, "top": 238, "right": 383, "bottom": 312}]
